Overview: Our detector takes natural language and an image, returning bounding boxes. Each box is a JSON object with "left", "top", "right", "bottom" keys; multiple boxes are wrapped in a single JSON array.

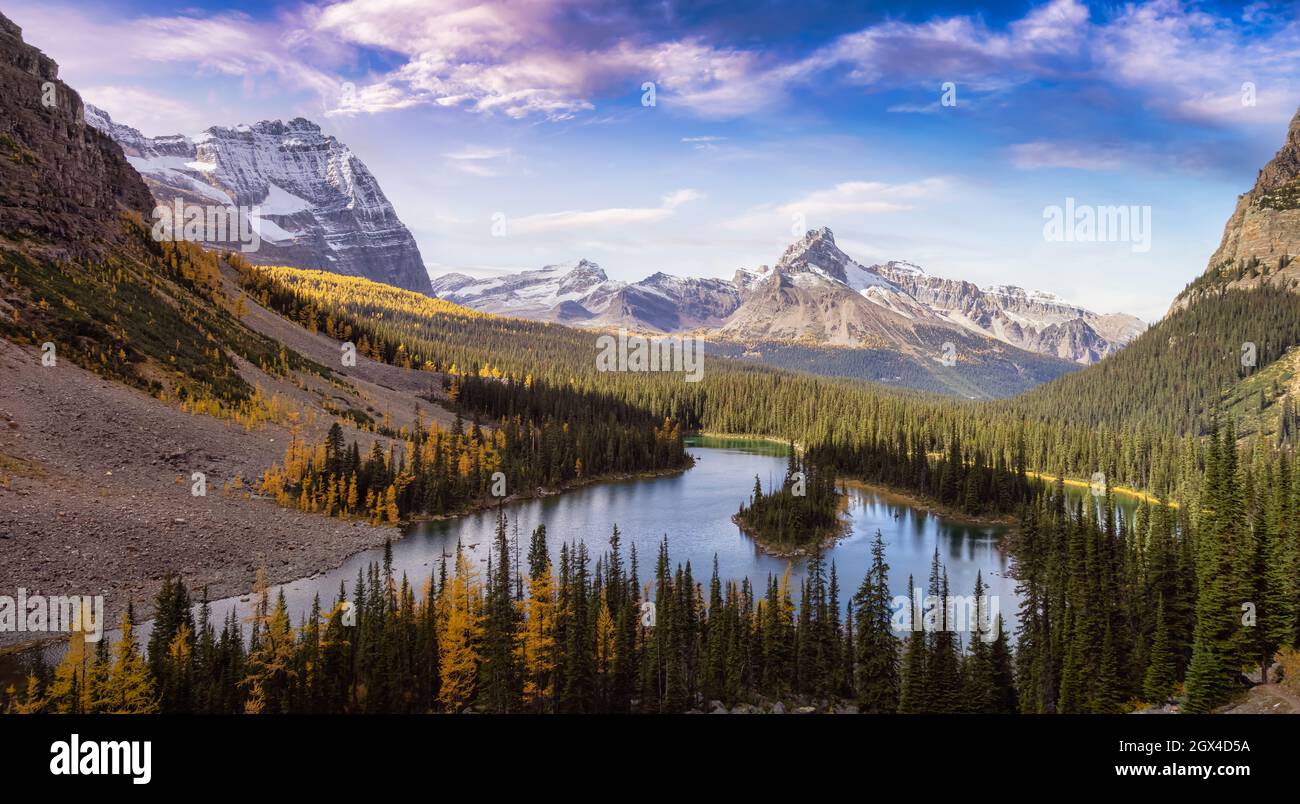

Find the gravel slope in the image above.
[{"left": 0, "top": 272, "right": 459, "bottom": 647}]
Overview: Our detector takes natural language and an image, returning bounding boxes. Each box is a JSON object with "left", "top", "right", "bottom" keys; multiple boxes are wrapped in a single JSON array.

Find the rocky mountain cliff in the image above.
[
  {"left": 434, "top": 227, "right": 1142, "bottom": 365},
  {"left": 0, "top": 14, "right": 152, "bottom": 261},
  {"left": 84, "top": 105, "right": 432, "bottom": 294},
  {"left": 1172, "top": 107, "right": 1300, "bottom": 312}
]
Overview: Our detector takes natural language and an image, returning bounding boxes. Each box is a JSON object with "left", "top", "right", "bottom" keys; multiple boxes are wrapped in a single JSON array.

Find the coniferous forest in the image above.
[
  {"left": 259, "top": 371, "right": 690, "bottom": 524},
  {"left": 5, "top": 519, "right": 1026, "bottom": 715}
]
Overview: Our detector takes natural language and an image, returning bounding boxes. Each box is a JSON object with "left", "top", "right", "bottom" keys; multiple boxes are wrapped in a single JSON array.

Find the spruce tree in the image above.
[
  {"left": 853, "top": 530, "right": 899, "bottom": 712},
  {"left": 1143, "top": 596, "right": 1177, "bottom": 703},
  {"left": 897, "top": 575, "right": 927, "bottom": 713}
]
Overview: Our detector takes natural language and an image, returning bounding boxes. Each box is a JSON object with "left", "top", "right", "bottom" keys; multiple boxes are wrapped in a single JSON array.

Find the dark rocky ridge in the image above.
[{"left": 0, "top": 12, "right": 153, "bottom": 259}]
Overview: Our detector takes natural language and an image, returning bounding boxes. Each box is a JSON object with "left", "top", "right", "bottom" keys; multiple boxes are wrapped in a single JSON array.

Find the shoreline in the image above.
[
  {"left": 2, "top": 443, "right": 1163, "bottom": 658},
  {"left": 697, "top": 434, "right": 1166, "bottom": 512},
  {"left": 692, "top": 431, "right": 801, "bottom": 452},
  {"left": 731, "top": 513, "right": 854, "bottom": 559},
  {"left": 0, "top": 459, "right": 696, "bottom": 658},
  {"left": 1023, "top": 471, "right": 1177, "bottom": 508},
  {"left": 404, "top": 460, "right": 695, "bottom": 524},
  {"left": 837, "top": 478, "right": 1019, "bottom": 528}
]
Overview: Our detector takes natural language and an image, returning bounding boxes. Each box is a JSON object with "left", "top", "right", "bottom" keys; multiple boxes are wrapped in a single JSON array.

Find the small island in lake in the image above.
[{"left": 733, "top": 443, "right": 847, "bottom": 556}]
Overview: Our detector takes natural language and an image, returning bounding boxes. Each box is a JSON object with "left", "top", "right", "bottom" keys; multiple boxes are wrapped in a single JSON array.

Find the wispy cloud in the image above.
[
  {"left": 80, "top": 85, "right": 209, "bottom": 136},
  {"left": 1006, "top": 141, "right": 1132, "bottom": 171},
  {"left": 1092, "top": 0, "right": 1300, "bottom": 126},
  {"left": 805, "top": 0, "right": 1089, "bottom": 91},
  {"left": 508, "top": 188, "right": 703, "bottom": 235},
  {"left": 310, "top": 0, "right": 1300, "bottom": 130},
  {"left": 777, "top": 178, "right": 949, "bottom": 217},
  {"left": 10, "top": 3, "right": 339, "bottom": 100},
  {"left": 723, "top": 177, "right": 951, "bottom": 238},
  {"left": 443, "top": 145, "right": 517, "bottom": 176}
]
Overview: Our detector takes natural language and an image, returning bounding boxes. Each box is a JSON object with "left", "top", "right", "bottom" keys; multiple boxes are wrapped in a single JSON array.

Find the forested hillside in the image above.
[{"left": 1007, "top": 286, "right": 1300, "bottom": 436}]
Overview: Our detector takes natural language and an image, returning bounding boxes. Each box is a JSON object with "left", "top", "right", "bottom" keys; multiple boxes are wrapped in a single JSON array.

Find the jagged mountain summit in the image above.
[
  {"left": 1172, "top": 106, "right": 1300, "bottom": 313},
  {"left": 84, "top": 105, "right": 432, "bottom": 294},
  {"left": 434, "top": 227, "right": 1142, "bottom": 365},
  {"left": 719, "top": 227, "right": 935, "bottom": 347}
]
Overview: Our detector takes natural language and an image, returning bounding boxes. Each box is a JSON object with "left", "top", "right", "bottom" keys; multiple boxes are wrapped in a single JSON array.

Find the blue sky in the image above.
[{"left": 7, "top": 0, "right": 1300, "bottom": 321}]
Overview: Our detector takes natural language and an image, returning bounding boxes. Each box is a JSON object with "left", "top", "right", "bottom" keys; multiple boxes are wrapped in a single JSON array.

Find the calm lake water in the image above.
[
  {"left": 152, "top": 436, "right": 1028, "bottom": 641},
  {"left": 8, "top": 436, "right": 1143, "bottom": 672}
]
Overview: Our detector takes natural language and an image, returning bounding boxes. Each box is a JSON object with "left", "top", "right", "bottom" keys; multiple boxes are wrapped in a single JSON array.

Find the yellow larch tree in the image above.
[
  {"left": 515, "top": 562, "right": 557, "bottom": 712},
  {"left": 438, "top": 548, "right": 483, "bottom": 712}
]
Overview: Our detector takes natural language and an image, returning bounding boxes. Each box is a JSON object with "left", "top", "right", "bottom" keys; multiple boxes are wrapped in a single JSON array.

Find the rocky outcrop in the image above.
[
  {"left": 85, "top": 105, "right": 433, "bottom": 294},
  {"left": 0, "top": 12, "right": 152, "bottom": 258},
  {"left": 1172, "top": 106, "right": 1300, "bottom": 312},
  {"left": 771, "top": 225, "right": 855, "bottom": 282}
]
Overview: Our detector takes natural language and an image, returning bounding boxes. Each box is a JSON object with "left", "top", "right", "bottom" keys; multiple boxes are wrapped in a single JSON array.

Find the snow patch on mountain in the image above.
[{"left": 84, "top": 104, "right": 432, "bottom": 294}]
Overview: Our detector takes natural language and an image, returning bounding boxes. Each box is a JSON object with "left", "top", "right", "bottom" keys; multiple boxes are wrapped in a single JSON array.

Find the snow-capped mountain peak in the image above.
[
  {"left": 775, "top": 227, "right": 854, "bottom": 282},
  {"left": 84, "top": 105, "right": 432, "bottom": 294}
]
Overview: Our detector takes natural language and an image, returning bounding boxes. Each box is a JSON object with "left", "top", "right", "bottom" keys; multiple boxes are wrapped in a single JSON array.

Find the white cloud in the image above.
[
  {"left": 13, "top": 0, "right": 1300, "bottom": 132},
  {"left": 1093, "top": 0, "right": 1300, "bottom": 126},
  {"left": 1006, "top": 141, "right": 1131, "bottom": 171},
  {"left": 508, "top": 188, "right": 702, "bottom": 235},
  {"left": 81, "top": 85, "right": 209, "bottom": 137},
  {"left": 804, "top": 0, "right": 1090, "bottom": 93},
  {"left": 777, "top": 178, "right": 950, "bottom": 217},
  {"left": 443, "top": 145, "right": 517, "bottom": 176},
  {"left": 721, "top": 177, "right": 951, "bottom": 239},
  {"left": 7, "top": 4, "right": 338, "bottom": 97}
]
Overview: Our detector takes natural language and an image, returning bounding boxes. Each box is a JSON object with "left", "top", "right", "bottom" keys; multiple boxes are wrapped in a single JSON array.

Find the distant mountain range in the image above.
[
  {"left": 84, "top": 105, "right": 432, "bottom": 294},
  {"left": 430, "top": 259, "right": 743, "bottom": 331},
  {"left": 433, "top": 228, "right": 1145, "bottom": 365}
]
